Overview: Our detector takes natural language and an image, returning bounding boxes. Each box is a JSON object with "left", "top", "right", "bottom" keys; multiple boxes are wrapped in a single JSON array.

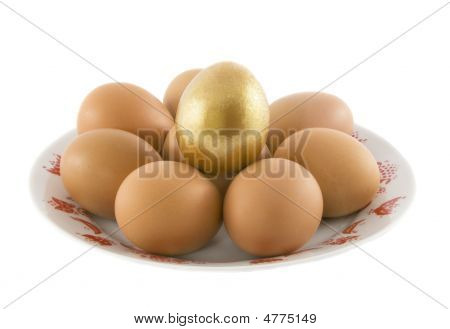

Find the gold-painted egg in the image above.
[
  {"left": 175, "top": 62, "right": 269, "bottom": 175},
  {"left": 162, "top": 126, "right": 271, "bottom": 196}
]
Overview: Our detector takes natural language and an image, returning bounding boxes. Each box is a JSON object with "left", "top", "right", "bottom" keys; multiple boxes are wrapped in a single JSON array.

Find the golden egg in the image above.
[
  {"left": 162, "top": 126, "right": 271, "bottom": 196},
  {"left": 175, "top": 62, "right": 269, "bottom": 175},
  {"left": 163, "top": 126, "right": 272, "bottom": 164}
]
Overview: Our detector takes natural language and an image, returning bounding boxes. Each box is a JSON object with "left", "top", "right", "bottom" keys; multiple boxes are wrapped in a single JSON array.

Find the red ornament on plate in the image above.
[
  {"left": 370, "top": 196, "right": 405, "bottom": 216},
  {"left": 81, "top": 234, "right": 114, "bottom": 246},
  {"left": 378, "top": 160, "right": 398, "bottom": 185},
  {"left": 323, "top": 235, "right": 359, "bottom": 245},
  {"left": 351, "top": 131, "right": 367, "bottom": 143},
  {"left": 70, "top": 216, "right": 102, "bottom": 234},
  {"left": 342, "top": 219, "right": 366, "bottom": 234},
  {"left": 48, "top": 197, "right": 77, "bottom": 214},
  {"left": 43, "top": 154, "right": 61, "bottom": 176}
]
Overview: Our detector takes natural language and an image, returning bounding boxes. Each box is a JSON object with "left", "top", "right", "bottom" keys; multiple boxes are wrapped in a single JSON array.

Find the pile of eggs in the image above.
[{"left": 61, "top": 61, "right": 380, "bottom": 258}]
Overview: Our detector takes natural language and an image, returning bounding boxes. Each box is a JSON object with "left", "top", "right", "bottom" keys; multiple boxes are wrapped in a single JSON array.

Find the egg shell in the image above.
[
  {"left": 77, "top": 82, "right": 174, "bottom": 153},
  {"left": 60, "top": 129, "right": 161, "bottom": 219},
  {"left": 163, "top": 69, "right": 201, "bottom": 117},
  {"left": 163, "top": 126, "right": 272, "bottom": 163},
  {"left": 224, "top": 158, "right": 323, "bottom": 257},
  {"left": 162, "top": 126, "right": 272, "bottom": 195},
  {"left": 267, "top": 92, "right": 354, "bottom": 153},
  {"left": 115, "top": 161, "right": 222, "bottom": 256},
  {"left": 176, "top": 62, "right": 269, "bottom": 175},
  {"left": 274, "top": 128, "right": 380, "bottom": 217},
  {"left": 162, "top": 126, "right": 186, "bottom": 163}
]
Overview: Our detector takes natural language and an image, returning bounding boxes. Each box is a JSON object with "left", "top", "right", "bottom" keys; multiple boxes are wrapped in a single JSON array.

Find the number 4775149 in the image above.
[{"left": 263, "top": 314, "right": 316, "bottom": 324}]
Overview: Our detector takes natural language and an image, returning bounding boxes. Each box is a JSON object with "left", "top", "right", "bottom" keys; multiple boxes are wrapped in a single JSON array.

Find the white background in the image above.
[{"left": 1, "top": 0, "right": 449, "bottom": 328}]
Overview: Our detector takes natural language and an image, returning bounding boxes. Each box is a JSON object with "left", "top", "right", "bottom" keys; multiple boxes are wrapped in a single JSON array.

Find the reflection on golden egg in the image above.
[
  {"left": 176, "top": 62, "right": 269, "bottom": 175},
  {"left": 162, "top": 126, "right": 272, "bottom": 196}
]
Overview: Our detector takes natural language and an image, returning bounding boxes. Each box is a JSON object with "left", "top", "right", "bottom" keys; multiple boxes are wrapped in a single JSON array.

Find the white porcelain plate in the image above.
[{"left": 30, "top": 126, "right": 415, "bottom": 269}]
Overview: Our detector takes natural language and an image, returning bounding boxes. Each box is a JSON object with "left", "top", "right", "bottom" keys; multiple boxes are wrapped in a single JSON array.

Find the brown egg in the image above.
[
  {"left": 162, "top": 125, "right": 272, "bottom": 195},
  {"left": 115, "top": 161, "right": 222, "bottom": 256},
  {"left": 274, "top": 128, "right": 379, "bottom": 217},
  {"left": 267, "top": 92, "right": 354, "bottom": 153},
  {"left": 224, "top": 158, "right": 323, "bottom": 257},
  {"left": 61, "top": 129, "right": 161, "bottom": 219},
  {"left": 161, "top": 126, "right": 186, "bottom": 162},
  {"left": 163, "top": 69, "right": 201, "bottom": 117},
  {"left": 77, "top": 82, "right": 174, "bottom": 153}
]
